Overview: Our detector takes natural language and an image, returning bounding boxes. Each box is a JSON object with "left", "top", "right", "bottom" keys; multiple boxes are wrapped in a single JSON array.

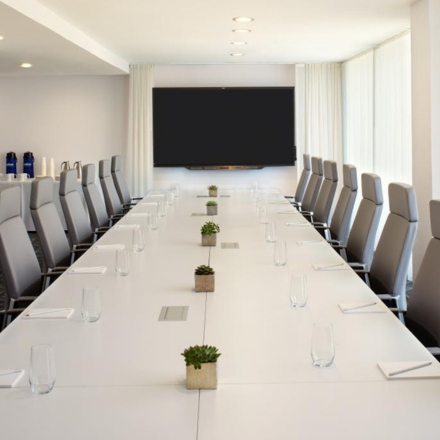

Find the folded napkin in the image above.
[
  {"left": 191, "top": 213, "right": 208, "bottom": 216},
  {"left": 276, "top": 210, "right": 299, "bottom": 214},
  {"left": 114, "top": 224, "right": 140, "bottom": 230},
  {"left": 339, "top": 303, "right": 386, "bottom": 314},
  {"left": 129, "top": 213, "right": 149, "bottom": 217},
  {"left": 378, "top": 361, "right": 440, "bottom": 380},
  {"left": 0, "top": 369, "right": 24, "bottom": 388},
  {"left": 269, "top": 201, "right": 290, "bottom": 205},
  {"left": 22, "top": 308, "right": 74, "bottom": 319},
  {"left": 313, "top": 263, "right": 348, "bottom": 271},
  {"left": 92, "top": 244, "right": 124, "bottom": 251},
  {"left": 286, "top": 222, "right": 310, "bottom": 227},
  {"left": 68, "top": 266, "right": 107, "bottom": 275},
  {"left": 297, "top": 240, "right": 325, "bottom": 246}
]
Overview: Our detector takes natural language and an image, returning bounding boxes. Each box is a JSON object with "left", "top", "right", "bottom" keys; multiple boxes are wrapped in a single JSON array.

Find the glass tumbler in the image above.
[
  {"left": 132, "top": 228, "right": 145, "bottom": 252},
  {"left": 265, "top": 221, "right": 277, "bottom": 243},
  {"left": 273, "top": 240, "right": 288, "bottom": 266},
  {"left": 81, "top": 287, "right": 101, "bottom": 322},
  {"left": 311, "top": 323, "right": 335, "bottom": 367},
  {"left": 289, "top": 273, "right": 308, "bottom": 307},
  {"left": 115, "top": 248, "right": 130, "bottom": 276},
  {"left": 29, "top": 344, "right": 56, "bottom": 394},
  {"left": 147, "top": 211, "right": 158, "bottom": 231}
]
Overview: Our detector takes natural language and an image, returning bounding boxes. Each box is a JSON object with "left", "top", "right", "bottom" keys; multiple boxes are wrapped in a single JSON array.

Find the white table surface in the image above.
[{"left": 0, "top": 189, "right": 438, "bottom": 439}]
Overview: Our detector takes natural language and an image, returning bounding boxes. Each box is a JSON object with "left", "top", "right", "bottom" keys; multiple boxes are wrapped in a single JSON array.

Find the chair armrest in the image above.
[{"left": 312, "top": 223, "right": 328, "bottom": 229}]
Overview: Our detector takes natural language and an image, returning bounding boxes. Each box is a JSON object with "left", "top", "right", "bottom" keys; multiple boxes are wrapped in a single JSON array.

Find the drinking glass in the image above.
[
  {"left": 158, "top": 200, "right": 166, "bottom": 217},
  {"left": 265, "top": 221, "right": 277, "bottom": 243},
  {"left": 29, "top": 344, "right": 56, "bottom": 394},
  {"left": 147, "top": 211, "right": 158, "bottom": 231},
  {"left": 81, "top": 287, "right": 101, "bottom": 322},
  {"left": 172, "top": 184, "right": 179, "bottom": 197},
  {"left": 273, "top": 240, "right": 288, "bottom": 266},
  {"left": 311, "top": 323, "right": 335, "bottom": 367},
  {"left": 115, "top": 248, "right": 130, "bottom": 276},
  {"left": 259, "top": 205, "right": 269, "bottom": 224},
  {"left": 166, "top": 191, "right": 174, "bottom": 206},
  {"left": 132, "top": 228, "right": 145, "bottom": 252},
  {"left": 289, "top": 273, "right": 307, "bottom": 307}
]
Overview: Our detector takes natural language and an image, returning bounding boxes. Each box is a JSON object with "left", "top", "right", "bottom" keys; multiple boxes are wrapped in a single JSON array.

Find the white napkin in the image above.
[
  {"left": 286, "top": 222, "right": 309, "bottom": 227},
  {"left": 297, "top": 240, "right": 325, "bottom": 246},
  {"left": 92, "top": 244, "right": 124, "bottom": 251},
  {"left": 114, "top": 224, "right": 140, "bottom": 230},
  {"left": 339, "top": 303, "right": 386, "bottom": 314},
  {"left": 313, "top": 263, "right": 347, "bottom": 271},
  {"left": 378, "top": 362, "right": 440, "bottom": 380},
  {"left": 22, "top": 308, "right": 74, "bottom": 319},
  {"left": 68, "top": 266, "right": 107, "bottom": 275},
  {"left": 269, "top": 201, "right": 290, "bottom": 205},
  {"left": 129, "top": 213, "right": 149, "bottom": 217},
  {"left": 277, "top": 210, "right": 299, "bottom": 214},
  {"left": 0, "top": 370, "right": 24, "bottom": 388}
]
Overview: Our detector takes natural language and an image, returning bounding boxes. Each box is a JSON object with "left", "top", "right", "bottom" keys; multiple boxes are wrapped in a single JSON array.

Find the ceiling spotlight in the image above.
[
  {"left": 20, "top": 63, "right": 33, "bottom": 68},
  {"left": 230, "top": 53, "right": 244, "bottom": 57},
  {"left": 232, "top": 29, "right": 251, "bottom": 33},
  {"left": 0, "top": 35, "right": 4, "bottom": 41},
  {"left": 231, "top": 41, "right": 247, "bottom": 45},
  {"left": 233, "top": 17, "right": 254, "bottom": 23}
]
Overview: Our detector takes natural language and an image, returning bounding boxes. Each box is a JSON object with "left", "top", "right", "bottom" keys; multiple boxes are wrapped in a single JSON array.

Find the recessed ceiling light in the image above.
[
  {"left": 231, "top": 41, "right": 247, "bottom": 45},
  {"left": 0, "top": 35, "right": 4, "bottom": 41},
  {"left": 20, "top": 63, "right": 33, "bottom": 68},
  {"left": 233, "top": 17, "right": 254, "bottom": 23},
  {"left": 230, "top": 53, "right": 245, "bottom": 57},
  {"left": 232, "top": 29, "right": 251, "bottom": 33}
]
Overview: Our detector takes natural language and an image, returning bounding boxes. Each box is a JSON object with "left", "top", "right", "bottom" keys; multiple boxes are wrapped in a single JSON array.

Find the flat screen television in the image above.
[{"left": 153, "top": 87, "right": 296, "bottom": 169}]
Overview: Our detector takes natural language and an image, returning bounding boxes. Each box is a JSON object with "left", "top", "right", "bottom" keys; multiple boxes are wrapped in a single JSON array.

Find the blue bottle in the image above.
[
  {"left": 23, "top": 152, "right": 34, "bottom": 178},
  {"left": 5, "top": 152, "right": 17, "bottom": 175}
]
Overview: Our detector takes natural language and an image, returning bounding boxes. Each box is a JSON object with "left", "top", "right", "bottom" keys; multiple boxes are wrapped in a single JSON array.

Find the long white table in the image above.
[{"left": 0, "top": 189, "right": 438, "bottom": 439}]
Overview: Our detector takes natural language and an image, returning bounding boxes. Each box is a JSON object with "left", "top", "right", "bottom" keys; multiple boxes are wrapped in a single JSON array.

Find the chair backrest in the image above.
[
  {"left": 59, "top": 169, "right": 93, "bottom": 246},
  {"left": 328, "top": 164, "right": 358, "bottom": 245},
  {"left": 30, "top": 177, "right": 71, "bottom": 269},
  {"left": 407, "top": 200, "right": 440, "bottom": 344},
  {"left": 82, "top": 164, "right": 110, "bottom": 230},
  {"left": 301, "top": 156, "right": 323, "bottom": 212},
  {"left": 311, "top": 160, "right": 338, "bottom": 224},
  {"left": 111, "top": 155, "right": 132, "bottom": 205},
  {"left": 345, "top": 173, "right": 383, "bottom": 268},
  {"left": 0, "top": 185, "right": 41, "bottom": 300},
  {"left": 294, "top": 154, "right": 311, "bottom": 204},
  {"left": 369, "top": 182, "right": 418, "bottom": 307},
  {"left": 99, "top": 159, "right": 123, "bottom": 217}
]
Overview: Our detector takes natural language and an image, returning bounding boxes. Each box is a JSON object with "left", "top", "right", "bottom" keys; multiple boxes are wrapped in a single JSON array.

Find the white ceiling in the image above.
[{"left": 0, "top": 0, "right": 414, "bottom": 76}]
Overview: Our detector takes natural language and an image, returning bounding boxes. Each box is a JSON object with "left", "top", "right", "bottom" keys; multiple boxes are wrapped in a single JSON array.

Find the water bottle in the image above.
[
  {"left": 5, "top": 152, "right": 17, "bottom": 175},
  {"left": 23, "top": 152, "right": 35, "bottom": 178}
]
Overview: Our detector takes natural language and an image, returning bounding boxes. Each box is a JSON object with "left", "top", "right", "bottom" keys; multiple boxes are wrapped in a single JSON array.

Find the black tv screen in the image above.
[{"left": 153, "top": 87, "right": 295, "bottom": 168}]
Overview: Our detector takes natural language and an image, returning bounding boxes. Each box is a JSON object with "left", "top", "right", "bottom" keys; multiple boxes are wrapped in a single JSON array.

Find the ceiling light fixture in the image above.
[
  {"left": 20, "top": 63, "right": 33, "bottom": 68},
  {"left": 232, "top": 29, "right": 251, "bottom": 33},
  {"left": 231, "top": 41, "right": 247, "bottom": 45},
  {"left": 0, "top": 35, "right": 4, "bottom": 41},
  {"left": 230, "top": 53, "right": 244, "bottom": 57},
  {"left": 233, "top": 17, "right": 254, "bottom": 23}
]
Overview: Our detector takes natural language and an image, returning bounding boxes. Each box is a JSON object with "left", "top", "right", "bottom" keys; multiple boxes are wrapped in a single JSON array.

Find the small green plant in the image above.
[
  {"left": 206, "top": 201, "right": 218, "bottom": 206},
  {"left": 201, "top": 221, "right": 220, "bottom": 236},
  {"left": 195, "top": 265, "right": 215, "bottom": 275},
  {"left": 181, "top": 345, "right": 221, "bottom": 370},
  {"left": 208, "top": 185, "right": 218, "bottom": 190}
]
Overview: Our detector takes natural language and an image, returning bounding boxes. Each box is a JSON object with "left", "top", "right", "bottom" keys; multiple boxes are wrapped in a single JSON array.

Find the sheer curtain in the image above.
[{"left": 127, "top": 64, "right": 154, "bottom": 197}]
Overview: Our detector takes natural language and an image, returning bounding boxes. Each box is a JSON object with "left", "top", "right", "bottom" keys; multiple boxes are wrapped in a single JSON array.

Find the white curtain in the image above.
[{"left": 127, "top": 64, "right": 154, "bottom": 197}]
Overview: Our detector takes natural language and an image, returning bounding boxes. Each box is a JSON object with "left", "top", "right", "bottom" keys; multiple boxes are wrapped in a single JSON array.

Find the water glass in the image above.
[
  {"left": 166, "top": 191, "right": 174, "bottom": 206},
  {"left": 158, "top": 200, "right": 166, "bottom": 217},
  {"left": 311, "top": 323, "right": 335, "bottom": 367},
  {"left": 29, "top": 344, "right": 56, "bottom": 394},
  {"left": 132, "top": 228, "right": 145, "bottom": 252},
  {"left": 259, "top": 205, "right": 269, "bottom": 224},
  {"left": 273, "top": 240, "right": 288, "bottom": 266},
  {"left": 115, "top": 248, "right": 130, "bottom": 276},
  {"left": 289, "top": 273, "right": 307, "bottom": 307},
  {"left": 147, "top": 211, "right": 158, "bottom": 231},
  {"left": 172, "top": 184, "right": 179, "bottom": 197},
  {"left": 81, "top": 287, "right": 101, "bottom": 322},
  {"left": 265, "top": 221, "right": 277, "bottom": 243}
]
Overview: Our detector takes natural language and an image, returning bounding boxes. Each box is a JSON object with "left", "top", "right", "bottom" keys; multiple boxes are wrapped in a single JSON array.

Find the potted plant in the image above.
[
  {"left": 201, "top": 221, "right": 220, "bottom": 246},
  {"left": 206, "top": 200, "right": 218, "bottom": 215},
  {"left": 181, "top": 345, "right": 221, "bottom": 389},
  {"left": 208, "top": 185, "right": 218, "bottom": 197},
  {"left": 194, "top": 264, "right": 215, "bottom": 292}
]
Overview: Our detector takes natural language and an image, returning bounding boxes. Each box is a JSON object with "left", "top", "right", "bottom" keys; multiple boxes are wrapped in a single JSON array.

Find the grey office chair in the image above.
[
  {"left": 299, "top": 156, "right": 323, "bottom": 213},
  {"left": 0, "top": 185, "right": 58, "bottom": 329},
  {"left": 82, "top": 164, "right": 123, "bottom": 231},
  {"left": 402, "top": 199, "right": 440, "bottom": 355},
  {"left": 316, "top": 164, "right": 358, "bottom": 245},
  {"left": 302, "top": 160, "right": 338, "bottom": 225},
  {"left": 357, "top": 182, "right": 418, "bottom": 311},
  {"left": 111, "top": 155, "right": 142, "bottom": 206},
  {"left": 99, "top": 159, "right": 128, "bottom": 217},
  {"left": 287, "top": 153, "right": 311, "bottom": 206},
  {"left": 332, "top": 173, "right": 383, "bottom": 269},
  {"left": 30, "top": 177, "right": 72, "bottom": 270},
  {"left": 59, "top": 169, "right": 100, "bottom": 250}
]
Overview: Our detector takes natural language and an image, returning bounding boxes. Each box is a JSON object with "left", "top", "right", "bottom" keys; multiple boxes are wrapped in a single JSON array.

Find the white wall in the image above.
[
  {"left": 152, "top": 65, "right": 297, "bottom": 194},
  {"left": 0, "top": 75, "right": 128, "bottom": 175}
]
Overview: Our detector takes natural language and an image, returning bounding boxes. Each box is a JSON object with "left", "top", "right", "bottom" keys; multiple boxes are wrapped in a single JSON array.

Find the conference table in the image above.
[{"left": 0, "top": 189, "right": 439, "bottom": 439}]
